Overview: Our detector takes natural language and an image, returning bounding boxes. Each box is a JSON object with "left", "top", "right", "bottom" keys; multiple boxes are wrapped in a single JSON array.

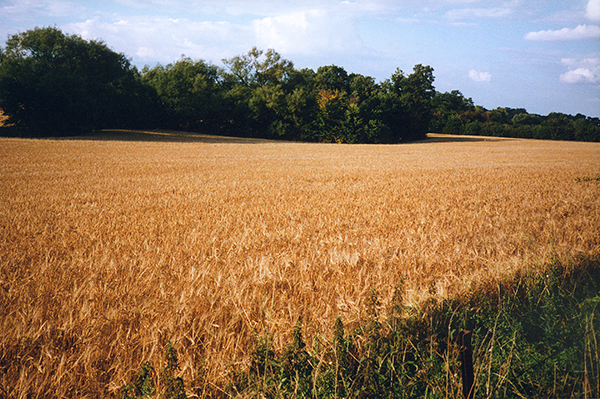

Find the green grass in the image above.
[
  {"left": 122, "top": 253, "right": 600, "bottom": 398},
  {"left": 576, "top": 175, "right": 600, "bottom": 184}
]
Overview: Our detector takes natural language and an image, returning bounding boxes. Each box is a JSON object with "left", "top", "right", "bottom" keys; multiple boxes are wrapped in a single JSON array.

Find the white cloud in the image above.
[
  {"left": 560, "top": 68, "right": 598, "bottom": 83},
  {"left": 112, "top": 0, "right": 396, "bottom": 17},
  {"left": 560, "top": 57, "right": 600, "bottom": 84},
  {"left": 253, "top": 9, "right": 362, "bottom": 55},
  {"left": 254, "top": 11, "right": 310, "bottom": 53},
  {"left": 396, "top": 17, "right": 421, "bottom": 24},
  {"left": 468, "top": 69, "right": 491, "bottom": 82},
  {"left": 561, "top": 57, "right": 577, "bottom": 66},
  {"left": 444, "top": 0, "right": 519, "bottom": 21},
  {"left": 442, "top": 0, "right": 480, "bottom": 3},
  {"left": 65, "top": 17, "right": 254, "bottom": 64},
  {"left": 445, "top": 7, "right": 512, "bottom": 20},
  {"left": 64, "top": 7, "right": 366, "bottom": 66},
  {"left": 56, "top": 1, "right": 369, "bottom": 65},
  {"left": 1, "top": 0, "right": 87, "bottom": 20},
  {"left": 135, "top": 46, "right": 156, "bottom": 58},
  {"left": 525, "top": 24, "right": 600, "bottom": 41},
  {"left": 587, "top": 0, "right": 600, "bottom": 21}
]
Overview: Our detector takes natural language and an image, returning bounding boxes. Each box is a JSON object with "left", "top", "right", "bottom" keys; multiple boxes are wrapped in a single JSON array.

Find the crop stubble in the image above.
[{"left": 0, "top": 134, "right": 599, "bottom": 396}]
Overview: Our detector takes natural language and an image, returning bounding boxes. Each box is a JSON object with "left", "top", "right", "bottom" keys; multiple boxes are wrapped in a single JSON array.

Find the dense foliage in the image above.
[
  {"left": 1, "top": 27, "right": 599, "bottom": 141},
  {"left": 140, "top": 48, "right": 435, "bottom": 143},
  {"left": 0, "top": 27, "right": 160, "bottom": 135},
  {"left": 429, "top": 90, "right": 600, "bottom": 142}
]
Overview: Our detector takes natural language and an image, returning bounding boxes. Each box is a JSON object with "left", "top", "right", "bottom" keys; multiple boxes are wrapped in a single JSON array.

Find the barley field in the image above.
[{"left": 1, "top": 131, "right": 599, "bottom": 397}]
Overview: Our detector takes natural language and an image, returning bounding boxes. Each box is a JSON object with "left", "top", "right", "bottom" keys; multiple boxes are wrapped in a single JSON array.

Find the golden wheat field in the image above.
[{"left": 1, "top": 131, "right": 599, "bottom": 397}]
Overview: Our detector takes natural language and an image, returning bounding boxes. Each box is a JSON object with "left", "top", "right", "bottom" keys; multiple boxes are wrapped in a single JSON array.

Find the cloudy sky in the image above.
[{"left": 1, "top": 0, "right": 599, "bottom": 117}]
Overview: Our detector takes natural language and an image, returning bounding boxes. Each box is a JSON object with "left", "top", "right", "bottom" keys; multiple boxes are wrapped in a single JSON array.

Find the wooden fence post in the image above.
[{"left": 459, "top": 330, "right": 474, "bottom": 399}]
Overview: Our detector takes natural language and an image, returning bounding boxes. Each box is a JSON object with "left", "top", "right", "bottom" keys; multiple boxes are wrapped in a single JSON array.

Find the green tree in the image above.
[
  {"left": 379, "top": 64, "right": 436, "bottom": 142},
  {"left": 141, "top": 57, "right": 223, "bottom": 132},
  {"left": 487, "top": 107, "right": 511, "bottom": 124},
  {"left": 443, "top": 115, "right": 464, "bottom": 134},
  {"left": 221, "top": 47, "right": 295, "bottom": 89},
  {"left": 220, "top": 48, "right": 298, "bottom": 138},
  {"left": 512, "top": 112, "right": 542, "bottom": 126},
  {"left": 285, "top": 70, "right": 319, "bottom": 141},
  {"left": 349, "top": 74, "right": 378, "bottom": 102},
  {"left": 432, "top": 90, "right": 474, "bottom": 113},
  {"left": 315, "top": 65, "right": 350, "bottom": 93},
  {"left": 0, "top": 27, "right": 153, "bottom": 135},
  {"left": 430, "top": 90, "right": 474, "bottom": 133},
  {"left": 314, "top": 88, "right": 349, "bottom": 142}
]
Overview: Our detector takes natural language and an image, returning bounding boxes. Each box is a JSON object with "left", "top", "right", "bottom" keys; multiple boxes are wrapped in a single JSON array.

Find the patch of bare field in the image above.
[{"left": 1, "top": 133, "right": 599, "bottom": 396}]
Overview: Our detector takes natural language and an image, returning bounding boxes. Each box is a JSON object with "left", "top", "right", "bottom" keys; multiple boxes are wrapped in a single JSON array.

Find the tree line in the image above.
[
  {"left": 430, "top": 91, "right": 600, "bottom": 142},
  {"left": 1, "top": 27, "right": 598, "bottom": 142}
]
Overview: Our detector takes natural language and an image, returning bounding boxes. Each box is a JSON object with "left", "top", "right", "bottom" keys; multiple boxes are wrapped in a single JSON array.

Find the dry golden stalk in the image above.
[{"left": 0, "top": 132, "right": 598, "bottom": 396}]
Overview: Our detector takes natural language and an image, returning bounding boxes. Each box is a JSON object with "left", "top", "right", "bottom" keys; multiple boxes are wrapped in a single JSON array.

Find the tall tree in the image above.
[
  {"left": 430, "top": 90, "right": 475, "bottom": 133},
  {"left": 315, "top": 65, "right": 350, "bottom": 93},
  {"left": 141, "top": 57, "right": 223, "bottom": 132},
  {"left": 221, "top": 47, "right": 295, "bottom": 89},
  {"left": 221, "top": 48, "right": 297, "bottom": 138},
  {"left": 0, "top": 27, "right": 153, "bottom": 134},
  {"left": 377, "top": 64, "right": 436, "bottom": 142}
]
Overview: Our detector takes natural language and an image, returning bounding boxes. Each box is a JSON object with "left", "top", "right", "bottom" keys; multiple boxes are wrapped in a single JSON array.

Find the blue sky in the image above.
[{"left": 1, "top": 0, "right": 599, "bottom": 117}]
